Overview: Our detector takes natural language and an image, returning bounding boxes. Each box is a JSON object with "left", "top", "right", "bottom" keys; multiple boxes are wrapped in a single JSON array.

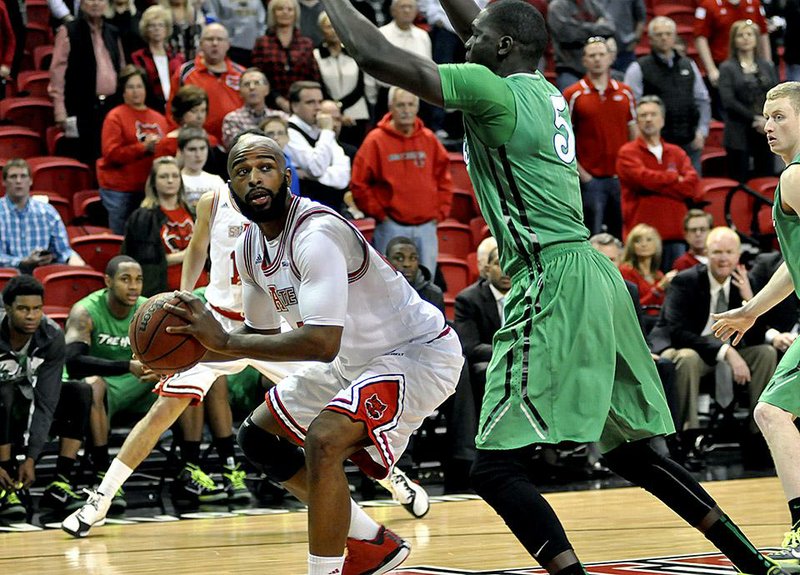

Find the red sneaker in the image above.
[{"left": 343, "top": 525, "right": 411, "bottom": 575}]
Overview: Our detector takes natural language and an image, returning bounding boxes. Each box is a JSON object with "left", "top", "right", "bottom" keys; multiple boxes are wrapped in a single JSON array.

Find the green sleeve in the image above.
[{"left": 438, "top": 63, "right": 516, "bottom": 147}]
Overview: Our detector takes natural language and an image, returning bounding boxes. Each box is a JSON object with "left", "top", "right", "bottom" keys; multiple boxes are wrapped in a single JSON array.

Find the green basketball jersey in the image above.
[
  {"left": 77, "top": 289, "right": 146, "bottom": 361},
  {"left": 773, "top": 155, "right": 800, "bottom": 298},
  {"left": 439, "top": 64, "right": 588, "bottom": 277}
]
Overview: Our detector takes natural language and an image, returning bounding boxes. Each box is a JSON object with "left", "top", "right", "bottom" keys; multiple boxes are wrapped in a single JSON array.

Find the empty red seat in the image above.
[
  {"left": 33, "top": 45, "right": 54, "bottom": 71},
  {"left": 437, "top": 221, "right": 473, "bottom": 258},
  {"left": 747, "top": 177, "right": 779, "bottom": 200},
  {"left": 469, "top": 215, "right": 490, "bottom": 247},
  {"left": 66, "top": 225, "right": 115, "bottom": 240},
  {"left": 705, "top": 121, "right": 725, "bottom": 150},
  {"left": 352, "top": 218, "right": 376, "bottom": 244},
  {"left": 70, "top": 234, "right": 124, "bottom": 272},
  {"left": 72, "top": 189, "right": 108, "bottom": 225},
  {"left": 0, "top": 126, "right": 42, "bottom": 159},
  {"left": 30, "top": 191, "right": 73, "bottom": 224},
  {"left": 16, "top": 70, "right": 51, "bottom": 98},
  {"left": 27, "top": 156, "right": 93, "bottom": 197},
  {"left": 448, "top": 188, "right": 478, "bottom": 224},
  {"left": 24, "top": 22, "right": 53, "bottom": 53},
  {"left": 39, "top": 269, "right": 106, "bottom": 308},
  {"left": 26, "top": 0, "right": 51, "bottom": 26},
  {"left": 43, "top": 305, "right": 70, "bottom": 328},
  {"left": 700, "top": 148, "right": 728, "bottom": 178},
  {"left": 437, "top": 256, "right": 471, "bottom": 298},
  {"left": 0, "top": 97, "right": 55, "bottom": 138},
  {"left": 448, "top": 151, "right": 473, "bottom": 191},
  {"left": 697, "top": 177, "right": 740, "bottom": 227},
  {"left": 0, "top": 267, "right": 19, "bottom": 291}
]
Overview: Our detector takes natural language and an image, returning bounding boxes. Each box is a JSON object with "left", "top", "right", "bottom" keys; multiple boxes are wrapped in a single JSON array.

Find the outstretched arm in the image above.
[
  {"left": 320, "top": 0, "right": 445, "bottom": 106},
  {"left": 439, "top": 0, "right": 480, "bottom": 43}
]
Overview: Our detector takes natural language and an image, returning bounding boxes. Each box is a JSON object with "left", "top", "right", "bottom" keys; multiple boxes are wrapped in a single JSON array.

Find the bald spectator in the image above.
[
  {"left": 48, "top": 0, "right": 125, "bottom": 166},
  {"left": 616, "top": 96, "right": 701, "bottom": 270},
  {"left": 695, "top": 0, "right": 770, "bottom": 88},
  {"left": 563, "top": 37, "right": 636, "bottom": 238},
  {"left": 221, "top": 68, "right": 283, "bottom": 151},
  {"left": 625, "top": 16, "right": 711, "bottom": 174},
  {"left": 168, "top": 23, "right": 244, "bottom": 143},
  {"left": 547, "top": 0, "right": 616, "bottom": 91}
]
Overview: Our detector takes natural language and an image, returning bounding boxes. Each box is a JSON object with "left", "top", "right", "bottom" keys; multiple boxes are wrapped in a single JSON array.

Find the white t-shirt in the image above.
[
  {"left": 153, "top": 54, "right": 171, "bottom": 101},
  {"left": 182, "top": 171, "right": 226, "bottom": 211}
]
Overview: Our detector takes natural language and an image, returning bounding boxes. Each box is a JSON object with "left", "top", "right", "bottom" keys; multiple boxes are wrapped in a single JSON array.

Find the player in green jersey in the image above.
[
  {"left": 318, "top": 0, "right": 788, "bottom": 574},
  {"left": 713, "top": 81, "right": 800, "bottom": 562}
]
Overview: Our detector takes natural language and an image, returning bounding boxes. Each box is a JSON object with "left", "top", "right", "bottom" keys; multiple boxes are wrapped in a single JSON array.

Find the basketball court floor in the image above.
[{"left": 0, "top": 476, "right": 790, "bottom": 575}]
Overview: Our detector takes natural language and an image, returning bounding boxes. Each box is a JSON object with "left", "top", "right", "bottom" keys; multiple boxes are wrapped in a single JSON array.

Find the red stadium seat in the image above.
[
  {"left": 747, "top": 177, "right": 779, "bottom": 200},
  {"left": 43, "top": 305, "right": 70, "bottom": 329},
  {"left": 0, "top": 267, "right": 19, "bottom": 291},
  {"left": 352, "top": 218, "right": 376, "bottom": 244},
  {"left": 27, "top": 157, "right": 93, "bottom": 197},
  {"left": 448, "top": 151, "right": 473, "bottom": 191},
  {"left": 654, "top": 5, "right": 695, "bottom": 26},
  {"left": 33, "top": 45, "right": 54, "bottom": 71},
  {"left": 469, "top": 215, "right": 489, "bottom": 247},
  {"left": 32, "top": 264, "right": 91, "bottom": 282},
  {"left": 705, "top": 121, "right": 725, "bottom": 150},
  {"left": 0, "top": 97, "right": 55, "bottom": 139},
  {"left": 697, "top": 178, "right": 740, "bottom": 228},
  {"left": 700, "top": 148, "right": 728, "bottom": 178},
  {"left": 39, "top": 269, "right": 106, "bottom": 308},
  {"left": 437, "top": 221, "right": 473, "bottom": 258},
  {"left": 444, "top": 296, "right": 455, "bottom": 322},
  {"left": 45, "top": 126, "right": 71, "bottom": 156},
  {"left": 26, "top": 0, "right": 51, "bottom": 26},
  {"left": 16, "top": 71, "right": 51, "bottom": 98},
  {"left": 66, "top": 225, "right": 115, "bottom": 240},
  {"left": 24, "top": 23, "right": 53, "bottom": 53},
  {"left": 30, "top": 192, "right": 73, "bottom": 224},
  {"left": 448, "top": 188, "right": 478, "bottom": 224},
  {"left": 466, "top": 251, "right": 479, "bottom": 283},
  {"left": 437, "top": 256, "right": 471, "bottom": 298},
  {"left": 70, "top": 234, "right": 124, "bottom": 273},
  {"left": 0, "top": 126, "right": 43, "bottom": 159},
  {"left": 72, "top": 189, "right": 108, "bottom": 225}
]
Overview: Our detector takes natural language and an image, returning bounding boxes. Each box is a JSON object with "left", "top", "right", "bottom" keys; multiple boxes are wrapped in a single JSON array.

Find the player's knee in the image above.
[
  {"left": 236, "top": 416, "right": 305, "bottom": 483},
  {"left": 469, "top": 451, "right": 520, "bottom": 499},
  {"left": 754, "top": 401, "right": 791, "bottom": 437}
]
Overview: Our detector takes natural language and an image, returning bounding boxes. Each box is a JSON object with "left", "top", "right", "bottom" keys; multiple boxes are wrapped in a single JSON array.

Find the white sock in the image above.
[
  {"left": 348, "top": 499, "right": 380, "bottom": 541},
  {"left": 98, "top": 458, "right": 133, "bottom": 497},
  {"left": 308, "top": 553, "right": 345, "bottom": 575}
]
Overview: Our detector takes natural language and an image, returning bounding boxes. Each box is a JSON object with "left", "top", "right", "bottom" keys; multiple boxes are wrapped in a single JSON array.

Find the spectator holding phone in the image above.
[{"left": 0, "top": 159, "right": 85, "bottom": 273}]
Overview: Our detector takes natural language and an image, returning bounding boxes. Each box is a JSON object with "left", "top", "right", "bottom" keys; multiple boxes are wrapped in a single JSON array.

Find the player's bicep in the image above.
[
  {"left": 294, "top": 236, "right": 349, "bottom": 327},
  {"left": 780, "top": 167, "right": 800, "bottom": 215}
]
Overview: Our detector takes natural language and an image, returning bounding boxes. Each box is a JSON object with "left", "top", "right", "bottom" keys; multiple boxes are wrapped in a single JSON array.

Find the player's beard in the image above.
[{"left": 232, "top": 180, "right": 290, "bottom": 223}]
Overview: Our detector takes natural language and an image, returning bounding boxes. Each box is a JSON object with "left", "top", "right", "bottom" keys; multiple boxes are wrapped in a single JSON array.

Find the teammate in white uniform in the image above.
[{"left": 162, "top": 132, "right": 463, "bottom": 575}]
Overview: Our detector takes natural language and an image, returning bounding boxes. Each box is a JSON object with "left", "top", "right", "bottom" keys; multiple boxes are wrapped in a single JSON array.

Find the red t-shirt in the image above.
[
  {"left": 694, "top": 0, "right": 768, "bottom": 64},
  {"left": 563, "top": 77, "right": 636, "bottom": 178},
  {"left": 619, "top": 263, "right": 665, "bottom": 315},
  {"left": 160, "top": 205, "right": 206, "bottom": 290}
]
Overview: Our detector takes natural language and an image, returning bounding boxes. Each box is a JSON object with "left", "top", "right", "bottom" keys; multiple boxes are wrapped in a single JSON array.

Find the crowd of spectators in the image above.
[{"left": 2, "top": 0, "right": 800, "bottom": 519}]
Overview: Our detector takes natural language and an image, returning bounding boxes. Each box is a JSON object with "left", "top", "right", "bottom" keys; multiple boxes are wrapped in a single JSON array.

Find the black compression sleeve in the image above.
[{"left": 65, "top": 341, "right": 131, "bottom": 379}]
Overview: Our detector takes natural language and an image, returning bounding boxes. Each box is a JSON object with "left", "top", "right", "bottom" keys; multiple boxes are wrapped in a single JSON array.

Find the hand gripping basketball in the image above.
[{"left": 164, "top": 291, "right": 231, "bottom": 353}]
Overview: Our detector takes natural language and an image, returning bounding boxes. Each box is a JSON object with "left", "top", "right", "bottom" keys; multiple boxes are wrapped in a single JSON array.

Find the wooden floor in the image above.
[{"left": 0, "top": 477, "right": 790, "bottom": 575}]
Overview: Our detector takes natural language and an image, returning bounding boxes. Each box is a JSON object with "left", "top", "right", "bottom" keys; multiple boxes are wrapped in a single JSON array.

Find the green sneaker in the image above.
[
  {"left": 171, "top": 463, "right": 226, "bottom": 504},
  {"left": 222, "top": 463, "right": 250, "bottom": 503},
  {"left": 40, "top": 476, "right": 83, "bottom": 512},
  {"left": 770, "top": 525, "right": 800, "bottom": 565},
  {"left": 0, "top": 488, "right": 27, "bottom": 520}
]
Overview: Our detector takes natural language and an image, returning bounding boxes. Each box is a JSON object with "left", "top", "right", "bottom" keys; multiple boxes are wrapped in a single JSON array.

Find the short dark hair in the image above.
[
  {"left": 117, "top": 64, "right": 148, "bottom": 97},
  {"left": 2, "top": 158, "right": 31, "bottom": 180},
  {"left": 385, "top": 236, "right": 418, "bottom": 255},
  {"left": 2, "top": 275, "right": 44, "bottom": 306},
  {"left": 171, "top": 85, "right": 209, "bottom": 123},
  {"left": 484, "top": 0, "right": 548, "bottom": 62},
  {"left": 105, "top": 255, "right": 140, "bottom": 278},
  {"left": 177, "top": 127, "right": 209, "bottom": 151},
  {"left": 288, "top": 81, "right": 322, "bottom": 103}
]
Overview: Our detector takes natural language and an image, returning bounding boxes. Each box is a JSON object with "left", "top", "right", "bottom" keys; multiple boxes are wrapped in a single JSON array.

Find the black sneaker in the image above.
[
  {"left": 0, "top": 488, "right": 27, "bottom": 520},
  {"left": 40, "top": 476, "right": 84, "bottom": 512},
  {"left": 171, "top": 463, "right": 227, "bottom": 504},
  {"left": 222, "top": 463, "right": 250, "bottom": 503}
]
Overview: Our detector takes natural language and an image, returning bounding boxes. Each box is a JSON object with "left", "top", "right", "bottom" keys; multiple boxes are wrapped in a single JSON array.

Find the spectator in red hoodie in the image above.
[
  {"left": 351, "top": 87, "right": 453, "bottom": 275},
  {"left": 616, "top": 95, "right": 701, "bottom": 270},
  {"left": 96, "top": 65, "right": 169, "bottom": 234}
]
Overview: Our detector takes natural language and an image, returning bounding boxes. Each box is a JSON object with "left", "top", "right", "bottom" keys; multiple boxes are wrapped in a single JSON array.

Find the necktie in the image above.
[
  {"left": 498, "top": 297, "right": 505, "bottom": 327},
  {"left": 715, "top": 289, "right": 727, "bottom": 314}
]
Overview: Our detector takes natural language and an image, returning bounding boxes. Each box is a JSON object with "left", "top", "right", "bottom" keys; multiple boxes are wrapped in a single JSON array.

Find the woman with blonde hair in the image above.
[
  {"left": 620, "top": 224, "right": 676, "bottom": 330},
  {"left": 132, "top": 5, "right": 184, "bottom": 113},
  {"left": 122, "top": 156, "right": 206, "bottom": 295},
  {"left": 252, "top": 0, "right": 321, "bottom": 112}
]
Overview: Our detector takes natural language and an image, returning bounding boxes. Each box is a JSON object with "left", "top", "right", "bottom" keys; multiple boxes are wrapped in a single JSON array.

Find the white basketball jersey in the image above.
[
  {"left": 204, "top": 186, "right": 250, "bottom": 313},
  {"left": 235, "top": 196, "right": 446, "bottom": 377}
]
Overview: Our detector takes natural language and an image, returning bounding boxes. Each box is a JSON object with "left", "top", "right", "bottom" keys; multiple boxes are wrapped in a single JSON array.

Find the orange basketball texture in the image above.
[{"left": 128, "top": 293, "right": 206, "bottom": 374}]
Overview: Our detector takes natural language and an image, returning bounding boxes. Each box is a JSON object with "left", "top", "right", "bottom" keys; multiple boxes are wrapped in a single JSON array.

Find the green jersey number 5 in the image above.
[{"left": 550, "top": 94, "right": 575, "bottom": 164}]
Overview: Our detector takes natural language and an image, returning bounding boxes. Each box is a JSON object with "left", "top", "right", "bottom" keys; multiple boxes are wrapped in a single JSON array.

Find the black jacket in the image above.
[
  {"left": 750, "top": 251, "right": 800, "bottom": 334},
  {"left": 411, "top": 266, "right": 445, "bottom": 315},
  {"left": 454, "top": 278, "right": 502, "bottom": 365},
  {"left": 121, "top": 206, "right": 168, "bottom": 297},
  {"left": 0, "top": 312, "right": 65, "bottom": 460}
]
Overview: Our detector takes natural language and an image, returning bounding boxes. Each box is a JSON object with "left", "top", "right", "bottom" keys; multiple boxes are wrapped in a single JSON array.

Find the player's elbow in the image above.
[{"left": 304, "top": 326, "right": 342, "bottom": 362}]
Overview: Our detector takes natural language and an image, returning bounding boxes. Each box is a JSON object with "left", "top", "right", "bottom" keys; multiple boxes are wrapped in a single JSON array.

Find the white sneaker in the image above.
[
  {"left": 378, "top": 467, "right": 430, "bottom": 519},
  {"left": 61, "top": 489, "right": 111, "bottom": 538}
]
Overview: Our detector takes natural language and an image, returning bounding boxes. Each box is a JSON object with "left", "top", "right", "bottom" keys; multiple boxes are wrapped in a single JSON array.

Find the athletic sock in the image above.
[
  {"left": 308, "top": 553, "right": 345, "bottom": 575},
  {"left": 348, "top": 499, "right": 380, "bottom": 540},
  {"left": 98, "top": 459, "right": 133, "bottom": 498},
  {"left": 91, "top": 445, "right": 110, "bottom": 473},
  {"left": 213, "top": 435, "right": 236, "bottom": 469},
  {"left": 705, "top": 514, "right": 773, "bottom": 575},
  {"left": 56, "top": 456, "right": 77, "bottom": 484},
  {"left": 181, "top": 441, "right": 201, "bottom": 467},
  {"left": 789, "top": 497, "right": 800, "bottom": 529}
]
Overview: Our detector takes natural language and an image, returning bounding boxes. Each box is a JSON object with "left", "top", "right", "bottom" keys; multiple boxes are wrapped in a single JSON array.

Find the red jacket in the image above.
[
  {"left": 0, "top": 1, "right": 14, "bottom": 69},
  {"left": 617, "top": 137, "right": 701, "bottom": 242},
  {"left": 672, "top": 251, "right": 702, "bottom": 271},
  {"left": 96, "top": 104, "right": 169, "bottom": 192},
  {"left": 167, "top": 55, "right": 244, "bottom": 141},
  {"left": 619, "top": 263, "right": 665, "bottom": 314},
  {"left": 351, "top": 114, "right": 453, "bottom": 225}
]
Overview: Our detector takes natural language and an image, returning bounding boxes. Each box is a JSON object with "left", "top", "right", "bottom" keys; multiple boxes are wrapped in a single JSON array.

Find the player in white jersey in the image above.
[{"left": 162, "top": 132, "right": 464, "bottom": 575}]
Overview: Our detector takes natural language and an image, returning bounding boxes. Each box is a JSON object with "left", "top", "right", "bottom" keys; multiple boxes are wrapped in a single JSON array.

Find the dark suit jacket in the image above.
[
  {"left": 750, "top": 251, "right": 800, "bottom": 334},
  {"left": 454, "top": 279, "right": 501, "bottom": 365},
  {"left": 649, "top": 264, "right": 764, "bottom": 363}
]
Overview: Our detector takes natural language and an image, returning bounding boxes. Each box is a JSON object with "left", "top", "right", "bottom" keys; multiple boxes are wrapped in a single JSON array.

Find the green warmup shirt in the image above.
[
  {"left": 77, "top": 289, "right": 146, "bottom": 362},
  {"left": 774, "top": 155, "right": 800, "bottom": 296}
]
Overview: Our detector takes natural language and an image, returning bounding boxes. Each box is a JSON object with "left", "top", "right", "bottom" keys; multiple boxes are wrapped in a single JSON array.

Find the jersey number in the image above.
[{"left": 550, "top": 95, "right": 576, "bottom": 164}]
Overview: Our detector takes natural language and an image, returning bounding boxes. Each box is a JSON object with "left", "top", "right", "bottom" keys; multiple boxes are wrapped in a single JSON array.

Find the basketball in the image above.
[{"left": 128, "top": 293, "right": 206, "bottom": 375}]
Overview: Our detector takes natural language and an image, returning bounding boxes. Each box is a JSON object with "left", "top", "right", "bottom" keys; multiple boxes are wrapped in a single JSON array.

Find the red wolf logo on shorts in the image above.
[{"left": 364, "top": 393, "right": 388, "bottom": 420}]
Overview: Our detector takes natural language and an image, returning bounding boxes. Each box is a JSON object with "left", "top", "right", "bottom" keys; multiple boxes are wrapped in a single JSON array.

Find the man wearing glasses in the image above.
[{"left": 222, "top": 68, "right": 285, "bottom": 150}]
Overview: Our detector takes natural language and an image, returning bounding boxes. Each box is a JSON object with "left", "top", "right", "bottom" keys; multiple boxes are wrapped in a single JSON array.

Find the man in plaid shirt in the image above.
[
  {"left": 0, "top": 159, "right": 85, "bottom": 273},
  {"left": 221, "top": 68, "right": 286, "bottom": 151}
]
